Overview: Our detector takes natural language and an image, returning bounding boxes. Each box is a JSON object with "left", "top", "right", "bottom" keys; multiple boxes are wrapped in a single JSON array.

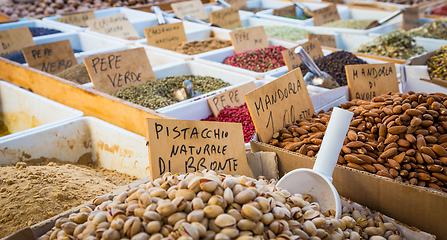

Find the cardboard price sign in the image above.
[
  {"left": 171, "top": 0, "right": 208, "bottom": 20},
  {"left": 56, "top": 11, "right": 96, "bottom": 27},
  {"left": 86, "top": 13, "right": 139, "bottom": 39},
  {"left": 345, "top": 63, "right": 399, "bottom": 101},
  {"left": 273, "top": 5, "right": 296, "bottom": 16},
  {"left": 22, "top": 40, "right": 76, "bottom": 74},
  {"left": 306, "top": 33, "right": 336, "bottom": 48},
  {"left": 230, "top": 26, "right": 269, "bottom": 54},
  {"left": 312, "top": 4, "right": 340, "bottom": 26},
  {"left": 225, "top": 0, "right": 247, "bottom": 8},
  {"left": 84, "top": 48, "right": 155, "bottom": 94},
  {"left": 144, "top": 22, "right": 187, "bottom": 50},
  {"left": 209, "top": 6, "right": 242, "bottom": 29},
  {"left": 207, "top": 81, "right": 257, "bottom": 117},
  {"left": 244, "top": 68, "right": 315, "bottom": 143},
  {"left": 0, "top": 26, "right": 35, "bottom": 57},
  {"left": 146, "top": 118, "right": 251, "bottom": 180},
  {"left": 281, "top": 39, "right": 324, "bottom": 71},
  {"left": 403, "top": 7, "right": 419, "bottom": 31}
]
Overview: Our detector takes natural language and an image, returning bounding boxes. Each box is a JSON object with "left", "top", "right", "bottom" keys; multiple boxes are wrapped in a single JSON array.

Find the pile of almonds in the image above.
[
  {"left": 39, "top": 171, "right": 405, "bottom": 240},
  {"left": 269, "top": 91, "right": 447, "bottom": 193}
]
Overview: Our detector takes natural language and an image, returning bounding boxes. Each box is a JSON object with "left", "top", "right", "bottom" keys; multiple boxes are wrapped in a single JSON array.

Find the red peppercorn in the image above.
[{"left": 222, "top": 46, "right": 287, "bottom": 73}]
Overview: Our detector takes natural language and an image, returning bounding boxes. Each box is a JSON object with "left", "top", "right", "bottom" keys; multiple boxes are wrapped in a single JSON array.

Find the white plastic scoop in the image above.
[{"left": 276, "top": 107, "right": 354, "bottom": 219}]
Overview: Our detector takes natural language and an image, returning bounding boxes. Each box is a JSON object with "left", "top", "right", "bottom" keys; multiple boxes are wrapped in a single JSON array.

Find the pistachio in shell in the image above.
[
  {"left": 156, "top": 202, "right": 177, "bottom": 217},
  {"left": 102, "top": 228, "right": 121, "bottom": 240},
  {"left": 179, "top": 222, "right": 199, "bottom": 240},
  {"left": 214, "top": 214, "right": 236, "bottom": 228},
  {"left": 241, "top": 204, "right": 262, "bottom": 222},
  {"left": 123, "top": 216, "right": 142, "bottom": 238},
  {"left": 146, "top": 221, "right": 162, "bottom": 234},
  {"left": 203, "top": 205, "right": 224, "bottom": 219}
]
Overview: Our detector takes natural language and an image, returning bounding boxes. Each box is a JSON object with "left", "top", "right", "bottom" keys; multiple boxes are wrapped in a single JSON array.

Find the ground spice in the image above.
[
  {"left": 239, "top": 6, "right": 269, "bottom": 13},
  {"left": 2, "top": 49, "right": 83, "bottom": 64},
  {"left": 0, "top": 121, "right": 11, "bottom": 137},
  {"left": 356, "top": 30, "right": 426, "bottom": 60},
  {"left": 407, "top": 19, "right": 447, "bottom": 40},
  {"left": 112, "top": 75, "right": 230, "bottom": 110},
  {"left": 322, "top": 19, "right": 376, "bottom": 29},
  {"left": 201, "top": 104, "right": 255, "bottom": 143},
  {"left": 223, "top": 46, "right": 287, "bottom": 72},
  {"left": 299, "top": 51, "right": 367, "bottom": 86},
  {"left": 233, "top": 26, "right": 308, "bottom": 41},
  {"left": 171, "top": 38, "right": 232, "bottom": 55},
  {"left": 0, "top": 160, "right": 137, "bottom": 238},
  {"left": 426, "top": 45, "right": 447, "bottom": 81},
  {"left": 29, "top": 27, "right": 62, "bottom": 37},
  {"left": 56, "top": 63, "right": 91, "bottom": 84}
]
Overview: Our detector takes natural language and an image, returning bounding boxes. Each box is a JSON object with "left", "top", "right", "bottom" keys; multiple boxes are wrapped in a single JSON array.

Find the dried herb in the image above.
[
  {"left": 171, "top": 38, "right": 232, "bottom": 55},
  {"left": 223, "top": 46, "right": 287, "bottom": 72},
  {"left": 111, "top": 75, "right": 230, "bottom": 110},
  {"left": 407, "top": 19, "right": 447, "bottom": 40},
  {"left": 322, "top": 19, "right": 377, "bottom": 29},
  {"left": 356, "top": 30, "right": 426, "bottom": 60},
  {"left": 239, "top": 6, "right": 269, "bottom": 13},
  {"left": 56, "top": 64, "right": 91, "bottom": 84},
  {"left": 233, "top": 26, "right": 308, "bottom": 41},
  {"left": 426, "top": 46, "right": 447, "bottom": 81},
  {"left": 283, "top": 15, "right": 308, "bottom": 20}
]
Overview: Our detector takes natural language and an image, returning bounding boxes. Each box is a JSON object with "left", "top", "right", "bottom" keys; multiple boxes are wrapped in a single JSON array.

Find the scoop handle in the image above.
[
  {"left": 295, "top": 46, "right": 323, "bottom": 77},
  {"left": 152, "top": 6, "right": 167, "bottom": 25},
  {"left": 313, "top": 107, "right": 354, "bottom": 182}
]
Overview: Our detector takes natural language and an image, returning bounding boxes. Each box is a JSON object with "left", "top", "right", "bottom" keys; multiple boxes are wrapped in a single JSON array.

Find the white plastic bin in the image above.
[
  {"left": 0, "top": 117, "right": 149, "bottom": 178},
  {"left": 255, "top": 1, "right": 350, "bottom": 26},
  {"left": 167, "top": 4, "right": 254, "bottom": 21},
  {"left": 194, "top": 38, "right": 298, "bottom": 79},
  {"left": 0, "top": 81, "right": 84, "bottom": 142},
  {"left": 0, "top": 20, "right": 77, "bottom": 37}
]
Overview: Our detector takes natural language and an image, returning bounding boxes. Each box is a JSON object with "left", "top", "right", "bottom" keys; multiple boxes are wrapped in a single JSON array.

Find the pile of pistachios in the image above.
[
  {"left": 426, "top": 46, "right": 447, "bottom": 81},
  {"left": 39, "top": 171, "right": 406, "bottom": 240},
  {"left": 322, "top": 19, "right": 377, "bottom": 30}
]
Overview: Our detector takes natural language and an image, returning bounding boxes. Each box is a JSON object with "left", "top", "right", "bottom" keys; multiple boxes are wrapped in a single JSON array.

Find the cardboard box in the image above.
[{"left": 250, "top": 140, "right": 447, "bottom": 239}]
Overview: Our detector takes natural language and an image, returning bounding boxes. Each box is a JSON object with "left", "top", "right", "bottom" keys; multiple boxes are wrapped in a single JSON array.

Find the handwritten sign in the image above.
[
  {"left": 84, "top": 48, "right": 155, "bottom": 94},
  {"left": 244, "top": 68, "right": 315, "bottom": 143},
  {"left": 209, "top": 6, "right": 242, "bottom": 29},
  {"left": 144, "top": 22, "right": 187, "bottom": 50},
  {"left": 225, "top": 0, "right": 247, "bottom": 8},
  {"left": 146, "top": 118, "right": 250, "bottom": 180},
  {"left": 306, "top": 33, "right": 336, "bottom": 48},
  {"left": 230, "top": 26, "right": 269, "bottom": 53},
  {"left": 273, "top": 5, "right": 296, "bottom": 16},
  {"left": 345, "top": 63, "right": 399, "bottom": 101},
  {"left": 22, "top": 40, "right": 76, "bottom": 74},
  {"left": 281, "top": 39, "right": 324, "bottom": 71},
  {"left": 312, "top": 4, "right": 340, "bottom": 26},
  {"left": 403, "top": 7, "right": 419, "bottom": 31},
  {"left": 56, "top": 11, "right": 96, "bottom": 27},
  {"left": 0, "top": 26, "right": 35, "bottom": 57},
  {"left": 171, "top": 0, "right": 208, "bottom": 20},
  {"left": 207, "top": 82, "right": 257, "bottom": 117},
  {"left": 86, "top": 14, "right": 139, "bottom": 39}
]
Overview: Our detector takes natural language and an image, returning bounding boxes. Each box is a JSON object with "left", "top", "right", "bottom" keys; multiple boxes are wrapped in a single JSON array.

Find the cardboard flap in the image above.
[{"left": 246, "top": 151, "right": 278, "bottom": 180}]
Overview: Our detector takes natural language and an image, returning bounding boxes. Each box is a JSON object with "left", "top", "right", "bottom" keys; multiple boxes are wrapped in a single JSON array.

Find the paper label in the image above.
[
  {"left": 306, "top": 33, "right": 336, "bottom": 48},
  {"left": 0, "top": 26, "right": 35, "bottom": 57},
  {"left": 209, "top": 6, "right": 242, "bottom": 29},
  {"left": 207, "top": 81, "right": 257, "bottom": 117},
  {"left": 171, "top": 0, "right": 208, "bottom": 20},
  {"left": 230, "top": 26, "right": 269, "bottom": 53},
  {"left": 403, "top": 7, "right": 419, "bottom": 30},
  {"left": 312, "top": 4, "right": 340, "bottom": 26},
  {"left": 86, "top": 13, "right": 139, "bottom": 39},
  {"left": 56, "top": 11, "right": 96, "bottom": 27},
  {"left": 146, "top": 118, "right": 251, "bottom": 180},
  {"left": 273, "top": 5, "right": 296, "bottom": 16},
  {"left": 281, "top": 39, "right": 324, "bottom": 71},
  {"left": 225, "top": 0, "right": 247, "bottom": 8},
  {"left": 244, "top": 68, "right": 315, "bottom": 143},
  {"left": 84, "top": 48, "right": 155, "bottom": 94},
  {"left": 345, "top": 63, "right": 399, "bottom": 101},
  {"left": 144, "top": 22, "right": 187, "bottom": 50},
  {"left": 22, "top": 40, "right": 76, "bottom": 74}
]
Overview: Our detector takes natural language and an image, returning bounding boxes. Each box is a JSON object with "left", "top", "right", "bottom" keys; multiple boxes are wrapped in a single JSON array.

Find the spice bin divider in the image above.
[
  {"left": 0, "top": 19, "right": 78, "bottom": 35},
  {"left": 0, "top": 81, "right": 84, "bottom": 142}
]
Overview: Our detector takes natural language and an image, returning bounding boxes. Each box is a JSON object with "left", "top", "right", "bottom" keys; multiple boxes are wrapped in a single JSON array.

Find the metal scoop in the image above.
[
  {"left": 276, "top": 107, "right": 354, "bottom": 219},
  {"left": 173, "top": 80, "right": 202, "bottom": 102},
  {"left": 290, "top": 0, "right": 313, "bottom": 19},
  {"left": 151, "top": 6, "right": 167, "bottom": 25},
  {"left": 294, "top": 46, "right": 340, "bottom": 89},
  {"left": 364, "top": 8, "right": 403, "bottom": 29},
  {"left": 216, "top": 0, "right": 231, "bottom": 8}
]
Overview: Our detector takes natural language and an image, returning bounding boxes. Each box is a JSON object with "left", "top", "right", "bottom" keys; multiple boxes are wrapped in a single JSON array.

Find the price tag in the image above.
[
  {"left": 345, "top": 63, "right": 399, "bottom": 101},
  {"left": 84, "top": 48, "right": 155, "bottom": 94},
  {"left": 402, "top": 7, "right": 419, "bottom": 31},
  {"left": 22, "top": 40, "right": 76, "bottom": 74},
  {"left": 86, "top": 13, "right": 139, "bottom": 39},
  {"left": 0, "top": 26, "right": 35, "bottom": 57},
  {"left": 281, "top": 39, "right": 324, "bottom": 71},
  {"left": 144, "top": 22, "right": 187, "bottom": 50},
  {"left": 207, "top": 81, "right": 257, "bottom": 117},
  {"left": 56, "top": 11, "right": 96, "bottom": 27},
  {"left": 209, "top": 6, "right": 242, "bottom": 29},
  {"left": 244, "top": 68, "right": 315, "bottom": 143},
  {"left": 230, "top": 26, "right": 269, "bottom": 54},
  {"left": 146, "top": 118, "right": 251, "bottom": 180},
  {"left": 225, "top": 0, "right": 248, "bottom": 8},
  {"left": 273, "top": 5, "right": 296, "bottom": 16},
  {"left": 312, "top": 4, "right": 340, "bottom": 26},
  {"left": 171, "top": 0, "right": 208, "bottom": 20},
  {"left": 306, "top": 33, "right": 336, "bottom": 48}
]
